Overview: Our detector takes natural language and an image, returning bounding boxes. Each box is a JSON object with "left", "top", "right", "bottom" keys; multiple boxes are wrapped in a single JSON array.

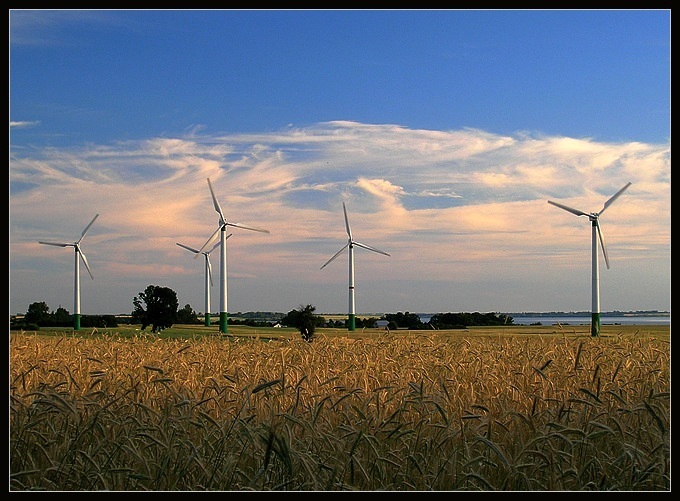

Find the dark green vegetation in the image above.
[
  {"left": 12, "top": 300, "right": 513, "bottom": 336},
  {"left": 14, "top": 301, "right": 120, "bottom": 331},
  {"left": 13, "top": 282, "right": 667, "bottom": 337},
  {"left": 281, "top": 304, "right": 323, "bottom": 341},
  {"left": 131, "top": 285, "right": 179, "bottom": 332},
  {"left": 11, "top": 283, "right": 516, "bottom": 336},
  {"left": 8, "top": 320, "right": 671, "bottom": 343}
]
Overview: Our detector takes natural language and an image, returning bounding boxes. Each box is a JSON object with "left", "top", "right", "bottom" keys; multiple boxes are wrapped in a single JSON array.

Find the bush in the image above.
[{"left": 282, "top": 304, "right": 323, "bottom": 342}]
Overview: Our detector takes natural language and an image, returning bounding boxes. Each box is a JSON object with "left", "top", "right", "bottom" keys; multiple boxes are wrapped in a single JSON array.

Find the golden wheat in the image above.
[{"left": 10, "top": 330, "right": 669, "bottom": 491}]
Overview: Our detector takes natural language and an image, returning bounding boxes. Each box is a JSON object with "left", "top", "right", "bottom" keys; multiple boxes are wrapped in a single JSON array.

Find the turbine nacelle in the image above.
[
  {"left": 196, "top": 177, "right": 270, "bottom": 257},
  {"left": 177, "top": 239, "right": 226, "bottom": 286},
  {"left": 548, "top": 182, "right": 630, "bottom": 270},
  {"left": 321, "top": 201, "right": 390, "bottom": 269},
  {"left": 39, "top": 213, "right": 99, "bottom": 280}
]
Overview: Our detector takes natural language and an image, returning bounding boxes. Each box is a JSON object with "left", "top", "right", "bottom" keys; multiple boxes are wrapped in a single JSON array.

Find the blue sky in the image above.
[{"left": 10, "top": 9, "right": 670, "bottom": 316}]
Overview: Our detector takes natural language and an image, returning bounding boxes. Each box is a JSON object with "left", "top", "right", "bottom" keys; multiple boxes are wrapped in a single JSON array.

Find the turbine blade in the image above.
[
  {"left": 207, "top": 178, "right": 226, "bottom": 223},
  {"left": 321, "top": 243, "right": 350, "bottom": 269},
  {"left": 599, "top": 182, "right": 632, "bottom": 215},
  {"left": 353, "top": 241, "right": 391, "bottom": 257},
  {"left": 196, "top": 225, "right": 222, "bottom": 258},
  {"left": 79, "top": 248, "right": 94, "bottom": 280},
  {"left": 596, "top": 221, "right": 610, "bottom": 269},
  {"left": 77, "top": 214, "right": 99, "bottom": 244},
  {"left": 39, "top": 241, "right": 71, "bottom": 247},
  {"left": 547, "top": 200, "right": 589, "bottom": 217},
  {"left": 226, "top": 222, "right": 270, "bottom": 233},
  {"left": 342, "top": 202, "right": 353, "bottom": 239},
  {"left": 177, "top": 242, "right": 200, "bottom": 254},
  {"left": 205, "top": 240, "right": 222, "bottom": 255}
]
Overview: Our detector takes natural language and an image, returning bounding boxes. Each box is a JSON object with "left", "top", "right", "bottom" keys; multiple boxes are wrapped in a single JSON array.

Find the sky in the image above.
[{"left": 9, "top": 9, "right": 670, "bottom": 317}]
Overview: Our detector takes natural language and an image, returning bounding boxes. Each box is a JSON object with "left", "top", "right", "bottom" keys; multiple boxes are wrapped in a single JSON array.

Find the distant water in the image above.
[
  {"left": 504, "top": 316, "right": 669, "bottom": 326},
  {"left": 417, "top": 314, "right": 670, "bottom": 326}
]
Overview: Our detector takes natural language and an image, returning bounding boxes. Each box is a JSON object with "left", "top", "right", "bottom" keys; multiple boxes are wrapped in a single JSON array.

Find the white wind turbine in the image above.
[
  {"left": 176, "top": 237, "right": 228, "bottom": 327},
  {"left": 548, "top": 182, "right": 631, "bottom": 337},
  {"left": 196, "top": 177, "right": 269, "bottom": 334},
  {"left": 321, "top": 202, "right": 390, "bottom": 331},
  {"left": 38, "top": 213, "right": 99, "bottom": 331}
]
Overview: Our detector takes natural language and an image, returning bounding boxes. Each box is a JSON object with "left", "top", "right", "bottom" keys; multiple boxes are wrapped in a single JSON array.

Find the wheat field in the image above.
[{"left": 9, "top": 326, "right": 670, "bottom": 491}]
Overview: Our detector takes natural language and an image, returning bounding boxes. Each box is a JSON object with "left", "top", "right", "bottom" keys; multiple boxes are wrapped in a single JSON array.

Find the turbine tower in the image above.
[
  {"left": 196, "top": 177, "right": 269, "bottom": 334},
  {"left": 548, "top": 182, "right": 631, "bottom": 337},
  {"left": 177, "top": 238, "right": 227, "bottom": 326},
  {"left": 39, "top": 213, "right": 99, "bottom": 330},
  {"left": 321, "top": 202, "right": 390, "bottom": 331}
]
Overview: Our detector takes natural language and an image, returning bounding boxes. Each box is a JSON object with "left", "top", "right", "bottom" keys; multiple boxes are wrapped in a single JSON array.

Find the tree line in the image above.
[{"left": 10, "top": 284, "right": 513, "bottom": 339}]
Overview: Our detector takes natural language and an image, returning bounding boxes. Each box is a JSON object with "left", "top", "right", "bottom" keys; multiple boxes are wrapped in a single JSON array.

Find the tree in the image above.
[
  {"left": 428, "top": 312, "right": 511, "bottom": 329},
  {"left": 177, "top": 304, "right": 200, "bottom": 324},
  {"left": 53, "top": 306, "right": 72, "bottom": 327},
  {"left": 383, "top": 312, "right": 425, "bottom": 330},
  {"left": 24, "top": 302, "right": 51, "bottom": 327},
  {"left": 132, "top": 285, "right": 179, "bottom": 333},
  {"left": 282, "top": 304, "right": 323, "bottom": 342}
]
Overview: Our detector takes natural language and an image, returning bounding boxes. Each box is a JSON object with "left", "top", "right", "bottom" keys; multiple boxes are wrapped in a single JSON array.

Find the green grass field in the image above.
[{"left": 16, "top": 321, "right": 670, "bottom": 342}]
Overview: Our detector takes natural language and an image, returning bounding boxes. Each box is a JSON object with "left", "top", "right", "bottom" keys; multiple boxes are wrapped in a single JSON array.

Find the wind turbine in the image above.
[
  {"left": 38, "top": 213, "right": 99, "bottom": 331},
  {"left": 196, "top": 177, "right": 269, "bottom": 334},
  {"left": 176, "top": 237, "right": 228, "bottom": 326},
  {"left": 321, "top": 202, "right": 390, "bottom": 331},
  {"left": 548, "top": 182, "right": 631, "bottom": 337}
]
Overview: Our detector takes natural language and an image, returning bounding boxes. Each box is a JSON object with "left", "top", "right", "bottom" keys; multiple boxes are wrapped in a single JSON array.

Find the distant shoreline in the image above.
[
  {"left": 12, "top": 310, "right": 669, "bottom": 320},
  {"left": 505, "top": 311, "right": 669, "bottom": 318}
]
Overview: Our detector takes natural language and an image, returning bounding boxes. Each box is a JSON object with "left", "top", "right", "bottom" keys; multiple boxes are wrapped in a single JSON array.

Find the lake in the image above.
[
  {"left": 507, "top": 315, "right": 670, "bottom": 326},
  {"left": 416, "top": 314, "right": 670, "bottom": 326}
]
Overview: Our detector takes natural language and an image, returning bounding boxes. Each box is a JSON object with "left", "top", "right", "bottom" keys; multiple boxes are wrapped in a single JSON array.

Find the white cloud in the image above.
[
  {"left": 9, "top": 122, "right": 670, "bottom": 314},
  {"left": 10, "top": 120, "right": 40, "bottom": 128}
]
